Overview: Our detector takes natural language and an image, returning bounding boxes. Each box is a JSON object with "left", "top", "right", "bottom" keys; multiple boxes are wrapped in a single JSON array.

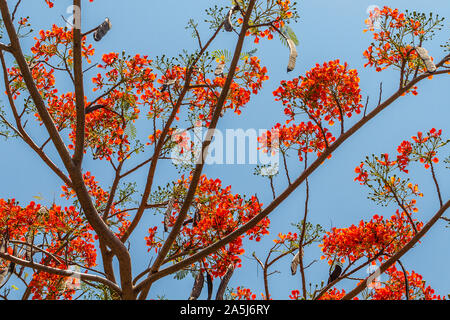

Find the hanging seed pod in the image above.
[
  {"left": 24, "top": 232, "right": 33, "bottom": 261},
  {"left": 0, "top": 267, "right": 7, "bottom": 287},
  {"left": 206, "top": 271, "right": 213, "bottom": 300},
  {"left": 415, "top": 47, "right": 436, "bottom": 73},
  {"left": 224, "top": 5, "right": 239, "bottom": 32},
  {"left": 215, "top": 264, "right": 234, "bottom": 300},
  {"left": 287, "top": 38, "right": 298, "bottom": 72},
  {"left": 327, "top": 264, "right": 342, "bottom": 284},
  {"left": 214, "top": 62, "right": 225, "bottom": 77},
  {"left": 290, "top": 248, "right": 303, "bottom": 275},
  {"left": 188, "top": 272, "right": 205, "bottom": 300},
  {"left": 93, "top": 18, "right": 112, "bottom": 42},
  {"left": 164, "top": 197, "right": 175, "bottom": 232},
  {"left": 193, "top": 202, "right": 202, "bottom": 227}
]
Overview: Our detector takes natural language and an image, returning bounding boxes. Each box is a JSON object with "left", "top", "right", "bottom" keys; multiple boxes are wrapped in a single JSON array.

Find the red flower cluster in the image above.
[
  {"left": 0, "top": 199, "right": 96, "bottom": 299},
  {"left": 273, "top": 60, "right": 363, "bottom": 126},
  {"left": 362, "top": 6, "right": 444, "bottom": 95},
  {"left": 231, "top": 286, "right": 257, "bottom": 300},
  {"left": 371, "top": 265, "right": 444, "bottom": 300},
  {"left": 320, "top": 210, "right": 422, "bottom": 264},
  {"left": 146, "top": 175, "right": 270, "bottom": 278}
]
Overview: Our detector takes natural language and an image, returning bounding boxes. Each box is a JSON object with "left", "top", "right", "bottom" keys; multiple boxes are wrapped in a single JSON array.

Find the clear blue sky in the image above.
[{"left": 0, "top": 0, "right": 449, "bottom": 299}]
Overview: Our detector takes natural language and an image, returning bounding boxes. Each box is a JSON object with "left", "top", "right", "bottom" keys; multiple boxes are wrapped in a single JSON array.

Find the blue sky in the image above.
[{"left": 0, "top": 0, "right": 449, "bottom": 299}]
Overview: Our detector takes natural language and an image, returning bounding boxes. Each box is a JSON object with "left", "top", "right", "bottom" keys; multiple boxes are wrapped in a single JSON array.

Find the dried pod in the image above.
[
  {"left": 25, "top": 232, "right": 34, "bottom": 261},
  {"left": 327, "top": 264, "right": 342, "bottom": 284},
  {"left": 215, "top": 264, "right": 234, "bottom": 300},
  {"left": 287, "top": 38, "right": 298, "bottom": 72},
  {"left": 206, "top": 271, "right": 213, "bottom": 300},
  {"left": 188, "top": 272, "right": 205, "bottom": 300},
  {"left": 193, "top": 202, "right": 202, "bottom": 227},
  {"left": 214, "top": 62, "right": 225, "bottom": 77},
  {"left": 164, "top": 197, "right": 175, "bottom": 232},
  {"left": 0, "top": 268, "right": 7, "bottom": 287},
  {"left": 290, "top": 248, "right": 303, "bottom": 275},
  {"left": 415, "top": 47, "right": 436, "bottom": 73},
  {"left": 93, "top": 18, "right": 112, "bottom": 42},
  {"left": 224, "top": 5, "right": 239, "bottom": 32}
]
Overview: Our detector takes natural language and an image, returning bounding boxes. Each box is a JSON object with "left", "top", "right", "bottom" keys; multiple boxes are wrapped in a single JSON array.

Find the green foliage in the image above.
[
  {"left": 292, "top": 220, "right": 324, "bottom": 246},
  {"left": 278, "top": 25, "right": 299, "bottom": 47}
]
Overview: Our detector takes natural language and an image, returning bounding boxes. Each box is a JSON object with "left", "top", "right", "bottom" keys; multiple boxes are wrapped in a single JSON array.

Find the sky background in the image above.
[{"left": 0, "top": 0, "right": 449, "bottom": 300}]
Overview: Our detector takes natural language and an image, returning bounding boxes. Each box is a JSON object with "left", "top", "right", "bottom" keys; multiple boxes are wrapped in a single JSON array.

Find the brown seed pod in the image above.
[
  {"left": 415, "top": 47, "right": 436, "bottom": 73},
  {"left": 290, "top": 248, "right": 303, "bottom": 275},
  {"left": 224, "top": 5, "right": 239, "bottom": 32},
  {"left": 188, "top": 272, "right": 205, "bottom": 300},
  {"left": 287, "top": 38, "right": 298, "bottom": 72},
  {"left": 215, "top": 264, "right": 234, "bottom": 300},
  {"left": 164, "top": 197, "right": 175, "bottom": 232},
  {"left": 214, "top": 62, "right": 225, "bottom": 77},
  {"left": 93, "top": 18, "right": 112, "bottom": 42}
]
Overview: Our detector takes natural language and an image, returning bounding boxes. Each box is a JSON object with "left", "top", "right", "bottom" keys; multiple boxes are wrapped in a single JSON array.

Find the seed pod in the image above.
[
  {"left": 290, "top": 248, "right": 303, "bottom": 275},
  {"left": 206, "top": 271, "right": 213, "bottom": 300},
  {"left": 214, "top": 62, "right": 225, "bottom": 77},
  {"left": 193, "top": 202, "right": 202, "bottom": 227},
  {"left": 224, "top": 5, "right": 239, "bottom": 32},
  {"left": 287, "top": 38, "right": 298, "bottom": 72},
  {"left": 93, "top": 18, "right": 112, "bottom": 42},
  {"left": 215, "top": 264, "right": 234, "bottom": 300},
  {"left": 25, "top": 232, "right": 33, "bottom": 261},
  {"left": 415, "top": 47, "right": 436, "bottom": 73},
  {"left": 327, "top": 264, "right": 342, "bottom": 284},
  {"left": 188, "top": 272, "right": 204, "bottom": 300},
  {"left": 0, "top": 267, "right": 7, "bottom": 287},
  {"left": 164, "top": 197, "right": 175, "bottom": 232}
]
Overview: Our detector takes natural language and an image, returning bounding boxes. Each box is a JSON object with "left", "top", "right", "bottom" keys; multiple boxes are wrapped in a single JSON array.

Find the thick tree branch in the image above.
[{"left": 72, "top": 0, "right": 86, "bottom": 167}]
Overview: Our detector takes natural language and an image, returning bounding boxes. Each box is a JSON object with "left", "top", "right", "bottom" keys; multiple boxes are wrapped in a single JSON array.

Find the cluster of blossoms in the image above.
[
  {"left": 273, "top": 60, "right": 363, "bottom": 124},
  {"left": 145, "top": 175, "right": 270, "bottom": 278},
  {"left": 187, "top": 56, "right": 269, "bottom": 126},
  {"left": 355, "top": 128, "right": 446, "bottom": 186},
  {"left": 319, "top": 210, "right": 422, "bottom": 264},
  {"left": 260, "top": 60, "right": 362, "bottom": 162},
  {"left": 0, "top": 199, "right": 96, "bottom": 299},
  {"left": 363, "top": 6, "right": 445, "bottom": 95},
  {"left": 317, "top": 128, "right": 447, "bottom": 299},
  {"left": 371, "top": 265, "right": 444, "bottom": 300},
  {"left": 230, "top": 286, "right": 257, "bottom": 300}
]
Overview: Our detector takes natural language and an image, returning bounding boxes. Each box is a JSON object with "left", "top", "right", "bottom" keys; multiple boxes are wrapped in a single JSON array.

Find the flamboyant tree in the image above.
[{"left": 0, "top": 0, "right": 448, "bottom": 300}]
